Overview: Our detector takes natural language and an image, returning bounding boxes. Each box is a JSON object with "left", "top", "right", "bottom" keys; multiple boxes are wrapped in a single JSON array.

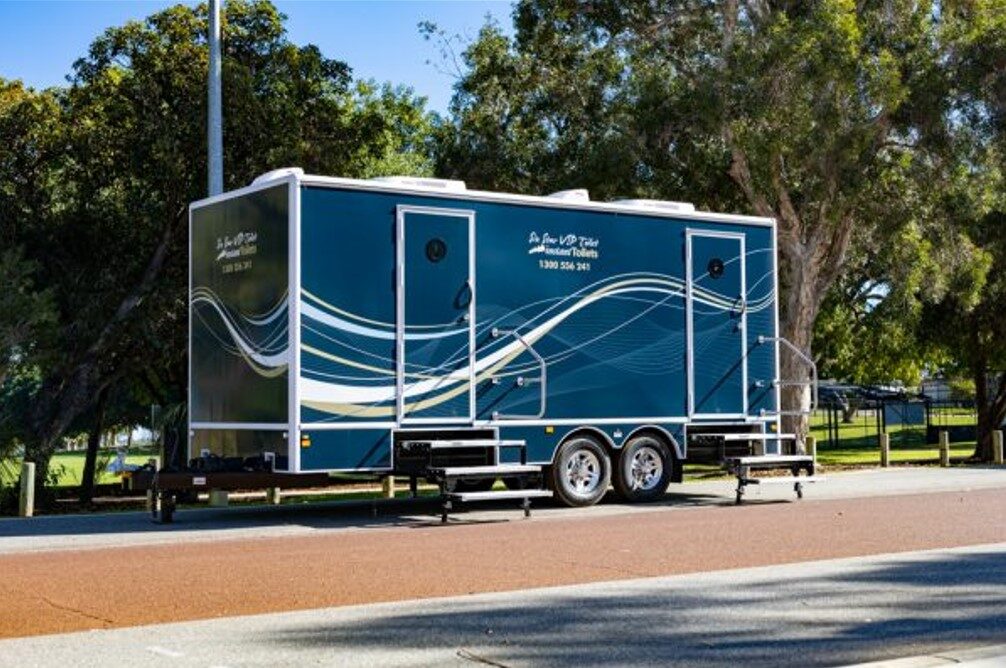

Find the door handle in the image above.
[
  {"left": 734, "top": 296, "right": 747, "bottom": 316},
  {"left": 454, "top": 279, "right": 473, "bottom": 310}
]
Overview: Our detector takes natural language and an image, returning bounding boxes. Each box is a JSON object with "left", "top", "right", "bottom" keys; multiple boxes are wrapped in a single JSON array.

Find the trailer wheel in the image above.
[
  {"left": 612, "top": 435, "right": 673, "bottom": 502},
  {"left": 551, "top": 436, "right": 611, "bottom": 507}
]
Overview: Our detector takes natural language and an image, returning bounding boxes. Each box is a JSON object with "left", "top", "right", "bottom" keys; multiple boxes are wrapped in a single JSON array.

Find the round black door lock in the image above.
[
  {"left": 707, "top": 258, "right": 725, "bottom": 279},
  {"left": 425, "top": 238, "right": 447, "bottom": 263}
]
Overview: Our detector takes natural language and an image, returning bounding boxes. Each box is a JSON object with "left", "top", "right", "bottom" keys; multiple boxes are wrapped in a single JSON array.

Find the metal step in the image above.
[
  {"left": 725, "top": 455, "right": 814, "bottom": 466},
  {"left": 716, "top": 433, "right": 798, "bottom": 442},
  {"left": 429, "top": 464, "right": 541, "bottom": 477},
  {"left": 416, "top": 439, "right": 525, "bottom": 450},
  {"left": 450, "top": 489, "right": 553, "bottom": 502},
  {"left": 741, "top": 476, "right": 825, "bottom": 486}
]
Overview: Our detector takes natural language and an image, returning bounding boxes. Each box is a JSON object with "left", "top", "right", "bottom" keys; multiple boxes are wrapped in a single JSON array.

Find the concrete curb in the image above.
[{"left": 844, "top": 643, "right": 1006, "bottom": 667}]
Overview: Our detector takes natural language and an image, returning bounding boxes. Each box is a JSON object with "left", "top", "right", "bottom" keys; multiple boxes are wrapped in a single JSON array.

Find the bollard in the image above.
[
  {"left": 266, "top": 487, "right": 282, "bottom": 505},
  {"left": 382, "top": 475, "right": 395, "bottom": 499},
  {"left": 993, "top": 430, "right": 1004, "bottom": 466},
  {"left": 939, "top": 431, "right": 950, "bottom": 467},
  {"left": 879, "top": 433, "right": 890, "bottom": 468},
  {"left": 805, "top": 435, "right": 817, "bottom": 460},
  {"left": 19, "top": 462, "right": 35, "bottom": 518},
  {"left": 208, "top": 489, "right": 229, "bottom": 507}
]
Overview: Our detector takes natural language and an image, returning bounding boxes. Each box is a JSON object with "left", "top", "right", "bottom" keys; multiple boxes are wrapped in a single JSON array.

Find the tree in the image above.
[
  {"left": 435, "top": 0, "right": 942, "bottom": 434},
  {"left": 3, "top": 0, "right": 434, "bottom": 496},
  {"left": 0, "top": 81, "right": 59, "bottom": 389}
]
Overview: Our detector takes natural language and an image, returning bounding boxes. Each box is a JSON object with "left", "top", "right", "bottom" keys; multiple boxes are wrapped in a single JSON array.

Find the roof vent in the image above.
[
  {"left": 370, "top": 176, "right": 467, "bottom": 191},
  {"left": 251, "top": 167, "right": 304, "bottom": 185},
  {"left": 547, "top": 188, "right": 590, "bottom": 201},
  {"left": 612, "top": 198, "right": 696, "bottom": 213}
]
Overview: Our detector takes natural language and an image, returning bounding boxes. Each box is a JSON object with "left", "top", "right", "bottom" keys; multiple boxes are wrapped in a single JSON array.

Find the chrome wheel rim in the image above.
[
  {"left": 629, "top": 445, "right": 663, "bottom": 491},
  {"left": 565, "top": 449, "right": 602, "bottom": 497}
]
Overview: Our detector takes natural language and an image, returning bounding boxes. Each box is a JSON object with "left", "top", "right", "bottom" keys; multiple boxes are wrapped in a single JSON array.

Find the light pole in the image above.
[{"left": 208, "top": 0, "right": 223, "bottom": 196}]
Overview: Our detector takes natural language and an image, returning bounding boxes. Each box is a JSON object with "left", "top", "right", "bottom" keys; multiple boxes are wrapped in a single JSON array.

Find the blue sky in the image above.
[{"left": 0, "top": 0, "right": 513, "bottom": 113}]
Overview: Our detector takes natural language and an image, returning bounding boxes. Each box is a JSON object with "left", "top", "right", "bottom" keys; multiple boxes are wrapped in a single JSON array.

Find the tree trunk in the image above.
[
  {"left": 972, "top": 361, "right": 1006, "bottom": 463},
  {"left": 79, "top": 386, "right": 109, "bottom": 506},
  {"left": 776, "top": 246, "right": 824, "bottom": 449}
]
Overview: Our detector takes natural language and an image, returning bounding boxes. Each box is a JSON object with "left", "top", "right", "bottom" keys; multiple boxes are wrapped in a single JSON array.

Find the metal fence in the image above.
[{"left": 812, "top": 397, "right": 979, "bottom": 449}]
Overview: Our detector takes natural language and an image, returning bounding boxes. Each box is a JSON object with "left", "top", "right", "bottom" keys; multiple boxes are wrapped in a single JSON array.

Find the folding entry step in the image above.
[
  {"left": 722, "top": 454, "right": 824, "bottom": 505},
  {"left": 699, "top": 430, "right": 822, "bottom": 504},
  {"left": 397, "top": 438, "right": 550, "bottom": 522}
]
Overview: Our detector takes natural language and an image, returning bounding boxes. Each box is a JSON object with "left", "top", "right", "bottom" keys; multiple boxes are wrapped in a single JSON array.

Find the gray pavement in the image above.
[
  {"left": 1, "top": 466, "right": 1004, "bottom": 554},
  {"left": 2, "top": 542, "right": 1005, "bottom": 667}
]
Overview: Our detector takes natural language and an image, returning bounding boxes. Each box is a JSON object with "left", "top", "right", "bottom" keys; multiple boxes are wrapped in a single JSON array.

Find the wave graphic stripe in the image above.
[
  {"left": 192, "top": 291, "right": 289, "bottom": 377},
  {"left": 301, "top": 275, "right": 756, "bottom": 415}
]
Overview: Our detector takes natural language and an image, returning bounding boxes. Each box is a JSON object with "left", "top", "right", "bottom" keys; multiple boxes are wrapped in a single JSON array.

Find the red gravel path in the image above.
[{"left": 2, "top": 488, "right": 1004, "bottom": 639}]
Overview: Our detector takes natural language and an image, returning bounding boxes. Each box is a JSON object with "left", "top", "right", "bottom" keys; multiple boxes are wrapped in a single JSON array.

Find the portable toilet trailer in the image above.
[{"left": 184, "top": 169, "right": 818, "bottom": 519}]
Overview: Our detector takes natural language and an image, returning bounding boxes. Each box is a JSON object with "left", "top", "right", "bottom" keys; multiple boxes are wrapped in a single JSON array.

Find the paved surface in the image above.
[
  {"left": 1, "top": 474, "right": 1005, "bottom": 640},
  {"left": 2, "top": 543, "right": 1005, "bottom": 667},
  {"left": 2, "top": 467, "right": 1004, "bottom": 555}
]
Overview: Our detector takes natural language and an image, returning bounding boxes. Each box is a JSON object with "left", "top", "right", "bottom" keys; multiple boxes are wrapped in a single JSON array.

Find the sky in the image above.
[{"left": 0, "top": 0, "right": 514, "bottom": 113}]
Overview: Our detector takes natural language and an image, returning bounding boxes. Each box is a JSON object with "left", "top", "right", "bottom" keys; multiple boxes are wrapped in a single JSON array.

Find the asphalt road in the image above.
[
  {"left": 2, "top": 543, "right": 1005, "bottom": 667},
  {"left": 1, "top": 467, "right": 1004, "bottom": 667}
]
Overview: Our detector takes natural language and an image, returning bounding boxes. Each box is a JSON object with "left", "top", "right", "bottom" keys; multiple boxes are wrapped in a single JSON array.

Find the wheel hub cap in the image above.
[
  {"left": 629, "top": 446, "right": 663, "bottom": 491},
  {"left": 565, "top": 450, "right": 601, "bottom": 496}
]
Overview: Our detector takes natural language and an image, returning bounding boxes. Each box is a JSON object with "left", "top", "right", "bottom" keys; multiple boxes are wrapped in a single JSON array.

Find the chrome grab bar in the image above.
[
  {"left": 757, "top": 335, "right": 818, "bottom": 413},
  {"left": 490, "top": 327, "right": 547, "bottom": 420}
]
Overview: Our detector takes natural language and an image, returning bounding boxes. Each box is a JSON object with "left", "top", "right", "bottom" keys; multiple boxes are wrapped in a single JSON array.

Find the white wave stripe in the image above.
[
  {"left": 192, "top": 293, "right": 289, "bottom": 376},
  {"left": 301, "top": 277, "right": 745, "bottom": 415},
  {"left": 192, "top": 286, "right": 289, "bottom": 328},
  {"left": 301, "top": 301, "right": 468, "bottom": 341},
  {"left": 193, "top": 272, "right": 774, "bottom": 401},
  {"left": 191, "top": 288, "right": 289, "bottom": 359}
]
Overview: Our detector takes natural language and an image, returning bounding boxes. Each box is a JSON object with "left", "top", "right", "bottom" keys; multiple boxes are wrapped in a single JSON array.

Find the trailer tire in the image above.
[
  {"left": 612, "top": 435, "right": 673, "bottom": 502},
  {"left": 551, "top": 436, "right": 611, "bottom": 507}
]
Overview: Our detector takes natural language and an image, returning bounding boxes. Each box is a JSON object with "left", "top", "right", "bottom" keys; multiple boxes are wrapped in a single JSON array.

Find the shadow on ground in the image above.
[
  {"left": 0, "top": 489, "right": 731, "bottom": 541},
  {"left": 268, "top": 549, "right": 1006, "bottom": 667}
]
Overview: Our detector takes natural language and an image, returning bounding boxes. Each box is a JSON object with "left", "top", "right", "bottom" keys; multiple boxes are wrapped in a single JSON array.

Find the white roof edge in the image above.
[
  {"left": 252, "top": 167, "right": 304, "bottom": 185},
  {"left": 194, "top": 172, "right": 775, "bottom": 227},
  {"left": 300, "top": 175, "right": 775, "bottom": 226},
  {"left": 191, "top": 171, "right": 301, "bottom": 209}
]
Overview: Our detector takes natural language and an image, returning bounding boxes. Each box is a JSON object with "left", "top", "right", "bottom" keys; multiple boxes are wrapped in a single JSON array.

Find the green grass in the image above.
[
  {"left": 808, "top": 408, "right": 977, "bottom": 467},
  {"left": 1, "top": 447, "right": 157, "bottom": 488},
  {"left": 815, "top": 444, "right": 974, "bottom": 467}
]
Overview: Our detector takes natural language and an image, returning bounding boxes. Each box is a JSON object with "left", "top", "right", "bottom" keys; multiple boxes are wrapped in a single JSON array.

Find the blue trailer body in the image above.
[{"left": 189, "top": 172, "right": 781, "bottom": 476}]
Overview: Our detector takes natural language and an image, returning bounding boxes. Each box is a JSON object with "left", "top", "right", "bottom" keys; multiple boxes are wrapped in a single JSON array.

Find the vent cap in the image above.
[
  {"left": 612, "top": 198, "right": 695, "bottom": 213},
  {"left": 370, "top": 176, "right": 467, "bottom": 191},
  {"left": 547, "top": 188, "right": 590, "bottom": 201}
]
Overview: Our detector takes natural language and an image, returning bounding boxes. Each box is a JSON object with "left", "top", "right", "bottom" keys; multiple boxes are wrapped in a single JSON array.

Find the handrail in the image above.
[
  {"left": 491, "top": 327, "right": 547, "bottom": 420},
  {"left": 758, "top": 335, "right": 818, "bottom": 413}
]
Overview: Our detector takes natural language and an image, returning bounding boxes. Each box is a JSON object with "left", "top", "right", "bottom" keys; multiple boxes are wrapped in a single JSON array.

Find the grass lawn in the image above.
[
  {"left": 1, "top": 447, "right": 157, "bottom": 488},
  {"left": 808, "top": 408, "right": 978, "bottom": 466}
]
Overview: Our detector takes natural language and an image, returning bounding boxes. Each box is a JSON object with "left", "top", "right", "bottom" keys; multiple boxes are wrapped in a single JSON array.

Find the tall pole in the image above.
[{"left": 207, "top": 0, "right": 223, "bottom": 196}]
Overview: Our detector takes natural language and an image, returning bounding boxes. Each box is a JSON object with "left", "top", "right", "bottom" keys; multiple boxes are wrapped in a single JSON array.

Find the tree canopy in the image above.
[
  {"left": 3, "top": 0, "right": 1006, "bottom": 486},
  {"left": 0, "top": 0, "right": 434, "bottom": 493},
  {"left": 433, "top": 0, "right": 1006, "bottom": 451}
]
